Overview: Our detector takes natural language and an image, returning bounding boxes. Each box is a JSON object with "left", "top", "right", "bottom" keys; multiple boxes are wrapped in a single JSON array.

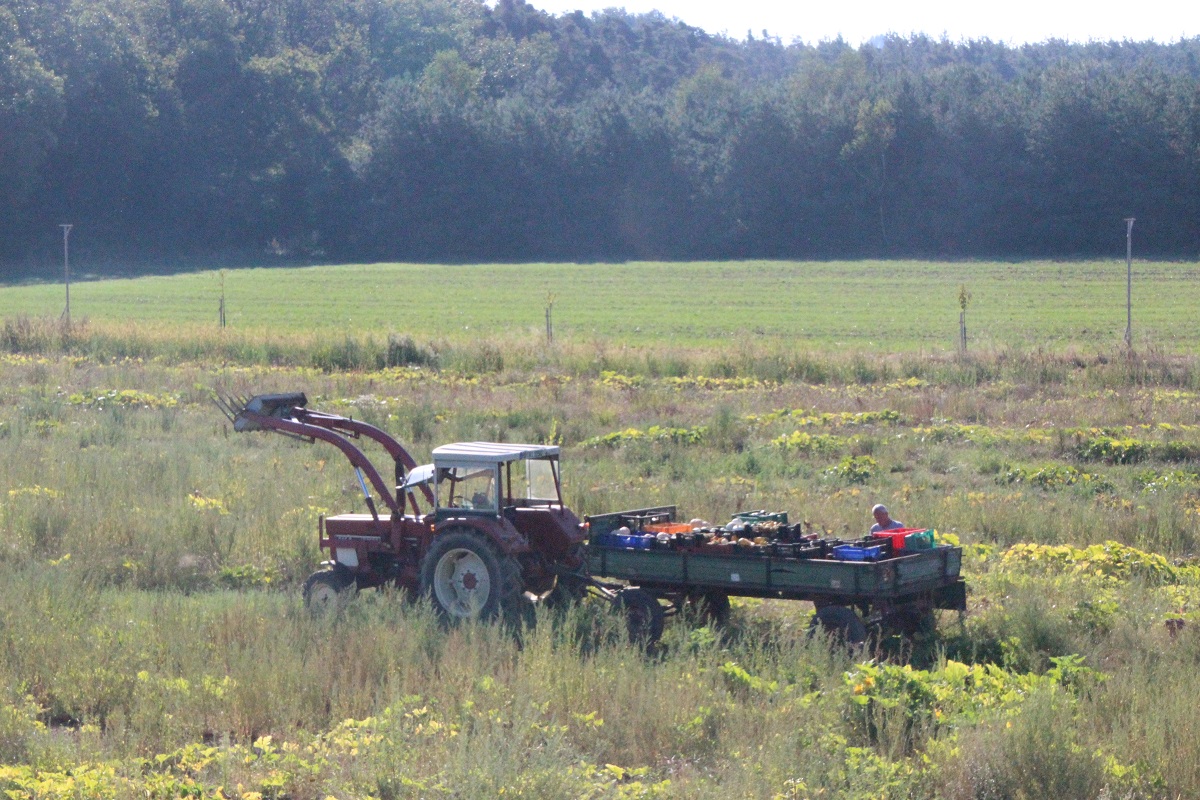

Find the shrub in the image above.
[
  {"left": 998, "top": 464, "right": 1114, "bottom": 493},
  {"left": 1075, "top": 435, "right": 1151, "bottom": 464},
  {"left": 1000, "top": 541, "right": 1180, "bottom": 585},
  {"left": 827, "top": 455, "right": 877, "bottom": 484},
  {"left": 1072, "top": 433, "right": 1200, "bottom": 465},
  {"left": 1138, "top": 469, "right": 1200, "bottom": 493},
  {"left": 771, "top": 431, "right": 842, "bottom": 455},
  {"left": 386, "top": 334, "right": 438, "bottom": 368},
  {"left": 580, "top": 425, "right": 708, "bottom": 448}
]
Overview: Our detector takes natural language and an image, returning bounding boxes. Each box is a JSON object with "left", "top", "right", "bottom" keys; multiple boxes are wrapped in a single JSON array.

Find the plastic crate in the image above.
[
  {"left": 904, "top": 529, "right": 935, "bottom": 550},
  {"left": 871, "top": 527, "right": 927, "bottom": 551},
  {"left": 774, "top": 542, "right": 825, "bottom": 559},
  {"left": 615, "top": 533, "right": 655, "bottom": 549},
  {"left": 623, "top": 512, "right": 672, "bottom": 530},
  {"left": 590, "top": 532, "right": 618, "bottom": 548},
  {"left": 832, "top": 543, "right": 886, "bottom": 562},
  {"left": 644, "top": 522, "right": 694, "bottom": 534},
  {"left": 733, "top": 510, "right": 789, "bottom": 525},
  {"left": 592, "top": 531, "right": 653, "bottom": 549}
]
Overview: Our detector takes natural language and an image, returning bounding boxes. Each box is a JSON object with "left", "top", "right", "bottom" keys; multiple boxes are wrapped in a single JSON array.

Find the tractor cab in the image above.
[
  {"left": 430, "top": 442, "right": 564, "bottom": 520},
  {"left": 429, "top": 443, "right": 585, "bottom": 576}
]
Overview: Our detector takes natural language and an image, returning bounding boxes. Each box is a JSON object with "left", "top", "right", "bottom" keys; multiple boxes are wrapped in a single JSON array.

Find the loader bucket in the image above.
[
  {"left": 245, "top": 392, "right": 307, "bottom": 416},
  {"left": 215, "top": 392, "right": 307, "bottom": 432}
]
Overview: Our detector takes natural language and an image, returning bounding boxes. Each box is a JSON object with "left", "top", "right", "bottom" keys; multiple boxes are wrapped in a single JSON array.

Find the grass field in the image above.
[
  {"left": 4, "top": 259, "right": 1200, "bottom": 350},
  {"left": 3, "top": 260, "right": 1200, "bottom": 798}
]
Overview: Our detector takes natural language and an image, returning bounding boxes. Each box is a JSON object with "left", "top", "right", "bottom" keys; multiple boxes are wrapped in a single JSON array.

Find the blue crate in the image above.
[
  {"left": 590, "top": 532, "right": 618, "bottom": 548},
  {"left": 590, "top": 531, "right": 655, "bottom": 549},
  {"left": 832, "top": 543, "right": 885, "bottom": 562}
]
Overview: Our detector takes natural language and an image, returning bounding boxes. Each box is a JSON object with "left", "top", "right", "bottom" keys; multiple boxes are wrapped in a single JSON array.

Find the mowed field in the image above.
[
  {"left": 5, "top": 260, "right": 1200, "bottom": 798},
  {"left": 4, "top": 259, "right": 1200, "bottom": 349}
]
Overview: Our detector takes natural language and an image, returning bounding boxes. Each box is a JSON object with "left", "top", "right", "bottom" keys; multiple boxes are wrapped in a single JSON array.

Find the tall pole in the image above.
[
  {"left": 60, "top": 224, "right": 73, "bottom": 325},
  {"left": 1124, "top": 218, "right": 1134, "bottom": 348}
]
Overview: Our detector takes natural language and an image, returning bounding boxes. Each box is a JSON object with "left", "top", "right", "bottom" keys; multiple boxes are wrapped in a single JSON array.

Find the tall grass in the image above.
[
  {"left": 5, "top": 326, "right": 1200, "bottom": 584},
  {"left": 11, "top": 314, "right": 1200, "bottom": 390},
  {"left": 5, "top": 559, "right": 1198, "bottom": 796},
  {"left": 5, "top": 316, "right": 1200, "bottom": 795}
]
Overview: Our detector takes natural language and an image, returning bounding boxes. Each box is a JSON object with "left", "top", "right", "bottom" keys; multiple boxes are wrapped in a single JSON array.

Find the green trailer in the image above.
[{"left": 572, "top": 506, "right": 966, "bottom": 645}]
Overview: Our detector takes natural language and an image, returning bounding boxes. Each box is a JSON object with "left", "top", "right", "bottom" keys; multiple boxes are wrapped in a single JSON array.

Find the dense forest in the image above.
[{"left": 2, "top": 0, "right": 1200, "bottom": 275}]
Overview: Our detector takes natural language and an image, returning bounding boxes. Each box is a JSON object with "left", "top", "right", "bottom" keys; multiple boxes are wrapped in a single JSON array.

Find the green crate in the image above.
[{"left": 904, "top": 530, "right": 935, "bottom": 550}]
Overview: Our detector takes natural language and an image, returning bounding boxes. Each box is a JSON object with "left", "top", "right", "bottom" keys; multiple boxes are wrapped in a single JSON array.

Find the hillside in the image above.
[{"left": 3, "top": 0, "right": 1200, "bottom": 273}]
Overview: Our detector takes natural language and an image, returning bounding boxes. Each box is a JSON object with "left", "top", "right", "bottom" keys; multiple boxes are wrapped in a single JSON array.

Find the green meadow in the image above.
[
  {"left": 4, "top": 259, "right": 1198, "bottom": 350},
  {"left": 3, "top": 260, "right": 1200, "bottom": 798}
]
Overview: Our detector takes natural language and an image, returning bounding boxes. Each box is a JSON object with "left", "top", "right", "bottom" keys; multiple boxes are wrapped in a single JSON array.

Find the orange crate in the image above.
[{"left": 644, "top": 522, "right": 693, "bottom": 534}]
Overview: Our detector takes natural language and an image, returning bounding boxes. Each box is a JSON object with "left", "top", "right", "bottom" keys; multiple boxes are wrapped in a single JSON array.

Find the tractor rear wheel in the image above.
[
  {"left": 420, "top": 530, "right": 520, "bottom": 621},
  {"left": 303, "top": 568, "right": 354, "bottom": 615}
]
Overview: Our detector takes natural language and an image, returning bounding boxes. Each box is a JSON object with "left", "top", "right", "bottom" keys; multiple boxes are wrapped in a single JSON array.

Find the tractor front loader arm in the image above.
[
  {"left": 216, "top": 392, "right": 432, "bottom": 517},
  {"left": 290, "top": 409, "right": 433, "bottom": 507}
]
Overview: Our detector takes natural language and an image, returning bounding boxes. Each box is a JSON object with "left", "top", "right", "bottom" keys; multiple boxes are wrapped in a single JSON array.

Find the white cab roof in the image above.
[{"left": 431, "top": 442, "right": 560, "bottom": 465}]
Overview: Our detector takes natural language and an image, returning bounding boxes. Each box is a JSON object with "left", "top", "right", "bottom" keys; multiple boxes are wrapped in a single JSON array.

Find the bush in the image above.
[
  {"left": 772, "top": 431, "right": 842, "bottom": 455},
  {"left": 998, "top": 463, "right": 1114, "bottom": 493},
  {"left": 827, "top": 455, "right": 878, "bottom": 484},
  {"left": 386, "top": 334, "right": 438, "bottom": 368}
]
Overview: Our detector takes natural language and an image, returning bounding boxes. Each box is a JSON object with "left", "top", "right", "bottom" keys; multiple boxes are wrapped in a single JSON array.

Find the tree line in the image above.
[{"left": 2, "top": 0, "right": 1199, "bottom": 275}]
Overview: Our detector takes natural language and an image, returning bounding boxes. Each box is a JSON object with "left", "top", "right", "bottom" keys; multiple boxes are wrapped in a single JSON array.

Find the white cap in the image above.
[{"left": 872, "top": 504, "right": 888, "bottom": 514}]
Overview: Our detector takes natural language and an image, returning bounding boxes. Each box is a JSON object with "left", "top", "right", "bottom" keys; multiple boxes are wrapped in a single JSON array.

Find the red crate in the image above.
[{"left": 870, "top": 527, "right": 927, "bottom": 551}]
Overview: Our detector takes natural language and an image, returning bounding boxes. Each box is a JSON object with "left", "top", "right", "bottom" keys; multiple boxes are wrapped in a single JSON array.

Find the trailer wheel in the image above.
[
  {"left": 615, "top": 587, "right": 665, "bottom": 645},
  {"left": 883, "top": 604, "right": 936, "bottom": 638},
  {"left": 420, "top": 530, "right": 516, "bottom": 621},
  {"left": 303, "top": 568, "right": 354, "bottom": 615},
  {"left": 808, "top": 605, "right": 867, "bottom": 647},
  {"left": 685, "top": 590, "right": 731, "bottom": 626}
]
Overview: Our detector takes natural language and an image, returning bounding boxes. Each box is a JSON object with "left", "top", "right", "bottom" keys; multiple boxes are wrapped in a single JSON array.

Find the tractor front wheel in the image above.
[
  {"left": 420, "top": 530, "right": 519, "bottom": 621},
  {"left": 303, "top": 568, "right": 354, "bottom": 615}
]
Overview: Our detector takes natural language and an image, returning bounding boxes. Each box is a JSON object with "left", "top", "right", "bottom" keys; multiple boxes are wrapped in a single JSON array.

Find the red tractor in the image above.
[{"left": 218, "top": 393, "right": 587, "bottom": 619}]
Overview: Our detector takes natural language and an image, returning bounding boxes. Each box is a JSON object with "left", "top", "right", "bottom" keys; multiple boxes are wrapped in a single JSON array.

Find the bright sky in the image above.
[{"left": 524, "top": 0, "right": 1197, "bottom": 46}]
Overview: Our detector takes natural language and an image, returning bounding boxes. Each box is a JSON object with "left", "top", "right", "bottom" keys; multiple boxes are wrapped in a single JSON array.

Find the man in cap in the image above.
[{"left": 870, "top": 504, "right": 904, "bottom": 533}]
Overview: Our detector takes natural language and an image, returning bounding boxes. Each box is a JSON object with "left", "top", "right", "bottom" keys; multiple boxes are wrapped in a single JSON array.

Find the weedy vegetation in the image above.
[{"left": 3, "top": 260, "right": 1200, "bottom": 797}]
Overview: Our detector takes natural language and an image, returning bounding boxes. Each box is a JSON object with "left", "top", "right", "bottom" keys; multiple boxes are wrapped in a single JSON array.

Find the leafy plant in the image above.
[
  {"left": 998, "top": 463, "right": 1114, "bottom": 493},
  {"left": 827, "top": 455, "right": 878, "bottom": 484},
  {"left": 771, "top": 431, "right": 842, "bottom": 454},
  {"left": 580, "top": 425, "right": 709, "bottom": 448},
  {"left": 1000, "top": 541, "right": 1182, "bottom": 585}
]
